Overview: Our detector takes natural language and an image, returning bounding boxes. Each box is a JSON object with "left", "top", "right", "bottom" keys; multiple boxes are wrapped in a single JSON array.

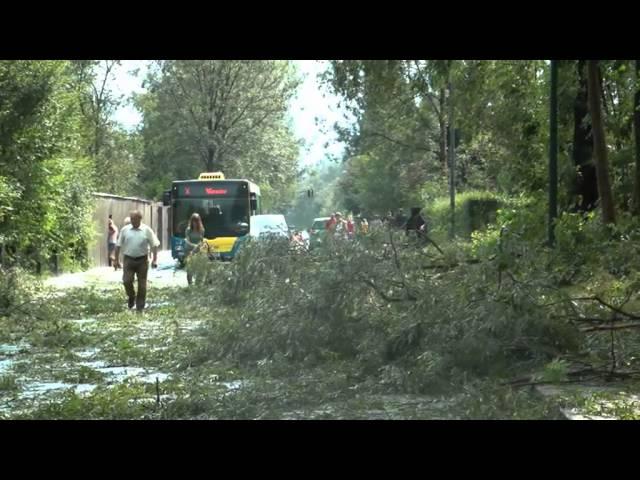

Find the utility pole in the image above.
[
  {"left": 548, "top": 60, "right": 558, "bottom": 246},
  {"left": 448, "top": 79, "right": 456, "bottom": 239}
]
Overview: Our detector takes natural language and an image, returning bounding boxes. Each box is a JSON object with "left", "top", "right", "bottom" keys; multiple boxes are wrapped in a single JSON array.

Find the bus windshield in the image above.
[{"left": 173, "top": 197, "right": 250, "bottom": 238}]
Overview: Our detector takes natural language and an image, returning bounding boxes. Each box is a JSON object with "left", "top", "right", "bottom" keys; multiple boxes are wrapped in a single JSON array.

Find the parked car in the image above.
[{"left": 308, "top": 216, "right": 330, "bottom": 249}]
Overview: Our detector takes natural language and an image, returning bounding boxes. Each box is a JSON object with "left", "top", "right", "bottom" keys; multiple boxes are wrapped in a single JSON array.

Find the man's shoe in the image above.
[{"left": 128, "top": 298, "right": 135, "bottom": 309}]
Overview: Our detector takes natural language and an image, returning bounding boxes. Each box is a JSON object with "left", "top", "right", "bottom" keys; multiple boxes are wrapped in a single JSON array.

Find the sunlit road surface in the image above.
[{"left": 44, "top": 250, "right": 187, "bottom": 290}]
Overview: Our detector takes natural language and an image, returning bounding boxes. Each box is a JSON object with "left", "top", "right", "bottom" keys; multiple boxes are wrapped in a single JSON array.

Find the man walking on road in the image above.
[{"left": 113, "top": 210, "right": 160, "bottom": 313}]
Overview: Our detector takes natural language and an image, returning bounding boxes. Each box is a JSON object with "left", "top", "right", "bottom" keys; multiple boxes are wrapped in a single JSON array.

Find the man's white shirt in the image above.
[{"left": 116, "top": 223, "right": 160, "bottom": 258}]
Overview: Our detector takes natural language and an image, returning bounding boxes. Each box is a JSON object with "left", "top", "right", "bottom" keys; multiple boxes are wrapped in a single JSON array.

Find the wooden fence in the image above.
[{"left": 89, "top": 193, "right": 170, "bottom": 267}]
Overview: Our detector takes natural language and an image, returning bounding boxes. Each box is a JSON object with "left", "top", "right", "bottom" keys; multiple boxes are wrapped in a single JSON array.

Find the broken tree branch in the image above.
[
  {"left": 571, "top": 295, "right": 640, "bottom": 321},
  {"left": 581, "top": 322, "right": 640, "bottom": 333},
  {"left": 359, "top": 276, "right": 411, "bottom": 303}
]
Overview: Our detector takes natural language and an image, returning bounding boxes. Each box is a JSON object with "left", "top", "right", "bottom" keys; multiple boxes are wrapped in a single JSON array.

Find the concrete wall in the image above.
[
  {"left": 89, "top": 193, "right": 170, "bottom": 267},
  {"left": 155, "top": 203, "right": 170, "bottom": 253}
]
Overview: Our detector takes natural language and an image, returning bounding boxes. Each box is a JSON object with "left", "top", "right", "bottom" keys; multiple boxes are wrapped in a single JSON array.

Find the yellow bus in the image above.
[{"left": 164, "top": 172, "right": 261, "bottom": 263}]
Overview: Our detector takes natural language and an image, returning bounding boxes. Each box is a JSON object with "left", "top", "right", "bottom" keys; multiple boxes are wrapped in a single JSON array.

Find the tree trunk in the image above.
[
  {"left": 206, "top": 114, "right": 220, "bottom": 171},
  {"left": 586, "top": 60, "right": 616, "bottom": 225},
  {"left": 573, "top": 60, "right": 598, "bottom": 211},
  {"left": 206, "top": 145, "right": 215, "bottom": 171},
  {"left": 633, "top": 60, "right": 640, "bottom": 215},
  {"left": 439, "top": 88, "right": 447, "bottom": 174}
]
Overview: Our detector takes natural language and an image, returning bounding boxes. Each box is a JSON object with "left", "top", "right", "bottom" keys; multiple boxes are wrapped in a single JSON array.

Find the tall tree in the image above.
[
  {"left": 406, "top": 60, "right": 450, "bottom": 173},
  {"left": 68, "top": 60, "right": 143, "bottom": 196},
  {"left": 0, "top": 60, "right": 95, "bottom": 269},
  {"left": 587, "top": 60, "right": 616, "bottom": 224},
  {"left": 144, "top": 60, "right": 297, "bottom": 171},
  {"left": 137, "top": 60, "right": 301, "bottom": 203},
  {"left": 70, "top": 60, "right": 122, "bottom": 157},
  {"left": 572, "top": 60, "right": 598, "bottom": 211},
  {"left": 633, "top": 60, "right": 640, "bottom": 215},
  {"left": 327, "top": 60, "right": 439, "bottom": 213}
]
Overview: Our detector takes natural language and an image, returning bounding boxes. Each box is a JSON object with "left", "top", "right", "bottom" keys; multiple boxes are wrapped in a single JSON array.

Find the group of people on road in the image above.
[
  {"left": 324, "top": 212, "right": 362, "bottom": 240},
  {"left": 322, "top": 207, "right": 426, "bottom": 240}
]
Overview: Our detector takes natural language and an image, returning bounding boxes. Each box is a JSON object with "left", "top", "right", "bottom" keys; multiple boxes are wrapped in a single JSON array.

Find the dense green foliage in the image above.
[
  {"left": 321, "top": 60, "right": 640, "bottom": 225},
  {"left": 0, "top": 61, "right": 94, "bottom": 269}
]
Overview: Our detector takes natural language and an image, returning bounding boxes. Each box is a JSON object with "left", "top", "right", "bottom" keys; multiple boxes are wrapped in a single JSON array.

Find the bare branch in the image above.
[
  {"left": 359, "top": 275, "right": 413, "bottom": 303},
  {"left": 581, "top": 322, "right": 640, "bottom": 333},
  {"left": 570, "top": 296, "right": 640, "bottom": 320},
  {"left": 361, "top": 130, "right": 432, "bottom": 152}
]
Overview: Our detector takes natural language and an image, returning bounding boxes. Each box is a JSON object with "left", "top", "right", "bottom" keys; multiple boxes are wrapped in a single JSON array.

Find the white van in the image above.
[{"left": 249, "top": 214, "right": 289, "bottom": 240}]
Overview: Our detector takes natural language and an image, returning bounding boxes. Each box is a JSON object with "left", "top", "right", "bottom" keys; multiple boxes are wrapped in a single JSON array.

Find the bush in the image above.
[
  {"left": 463, "top": 197, "right": 500, "bottom": 237},
  {"left": 0, "top": 267, "right": 44, "bottom": 325},
  {"left": 188, "top": 229, "right": 581, "bottom": 391},
  {"left": 425, "top": 190, "right": 503, "bottom": 241}
]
